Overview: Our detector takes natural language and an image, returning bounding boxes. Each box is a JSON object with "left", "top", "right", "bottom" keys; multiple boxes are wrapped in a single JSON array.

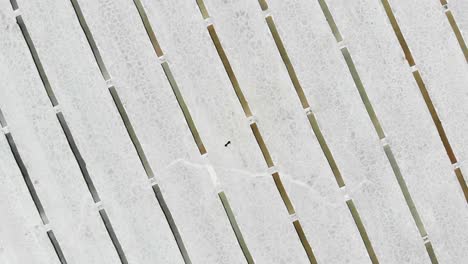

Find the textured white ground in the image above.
[{"left": 0, "top": 0, "right": 467, "bottom": 263}]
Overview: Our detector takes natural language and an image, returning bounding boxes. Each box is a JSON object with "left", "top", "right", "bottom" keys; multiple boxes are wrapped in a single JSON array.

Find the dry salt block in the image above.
[
  {"left": 327, "top": 0, "right": 468, "bottom": 262},
  {"left": 387, "top": 0, "right": 468, "bottom": 187},
  {"left": 201, "top": 0, "right": 427, "bottom": 263},
  {"left": 0, "top": 3, "right": 121, "bottom": 263},
  {"left": 74, "top": 0, "right": 246, "bottom": 262},
  {"left": 13, "top": 0, "right": 184, "bottom": 262},
  {"left": 448, "top": 0, "right": 468, "bottom": 60},
  {"left": 136, "top": 0, "right": 310, "bottom": 262},
  {"left": 0, "top": 130, "right": 59, "bottom": 264}
]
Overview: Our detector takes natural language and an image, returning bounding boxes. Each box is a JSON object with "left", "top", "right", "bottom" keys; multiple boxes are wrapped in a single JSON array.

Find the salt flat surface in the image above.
[
  {"left": 75, "top": 0, "right": 246, "bottom": 262},
  {"left": 327, "top": 0, "right": 468, "bottom": 262},
  {"left": 0, "top": 3, "right": 120, "bottom": 263},
  {"left": 387, "top": 0, "right": 468, "bottom": 187},
  {"left": 0, "top": 128, "right": 59, "bottom": 264},
  {"left": 0, "top": 0, "right": 467, "bottom": 263}
]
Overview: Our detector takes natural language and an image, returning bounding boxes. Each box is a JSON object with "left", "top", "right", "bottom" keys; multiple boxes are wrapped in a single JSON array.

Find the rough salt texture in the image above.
[
  {"left": 328, "top": 0, "right": 468, "bottom": 262},
  {"left": 0, "top": 0, "right": 467, "bottom": 263},
  {"left": 450, "top": 0, "right": 468, "bottom": 53},
  {"left": 388, "top": 0, "right": 468, "bottom": 187},
  {"left": 137, "top": 0, "right": 308, "bottom": 262},
  {"left": 75, "top": 0, "right": 246, "bottom": 262},
  {"left": 0, "top": 132, "right": 59, "bottom": 264},
  {"left": 201, "top": 0, "right": 374, "bottom": 263},
  {"left": 266, "top": 0, "right": 433, "bottom": 262},
  {"left": 0, "top": 3, "right": 121, "bottom": 263},
  {"left": 13, "top": 0, "right": 183, "bottom": 262}
]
